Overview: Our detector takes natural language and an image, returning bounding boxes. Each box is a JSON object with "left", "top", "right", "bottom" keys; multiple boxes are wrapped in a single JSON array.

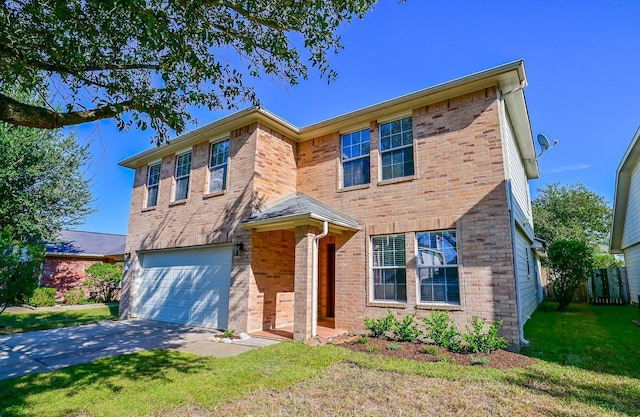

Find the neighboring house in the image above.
[
  {"left": 42, "top": 230, "right": 127, "bottom": 300},
  {"left": 610, "top": 126, "right": 640, "bottom": 304},
  {"left": 119, "top": 60, "right": 544, "bottom": 350}
]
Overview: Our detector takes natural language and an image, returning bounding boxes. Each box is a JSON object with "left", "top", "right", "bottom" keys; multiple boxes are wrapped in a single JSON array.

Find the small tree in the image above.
[
  {"left": 0, "top": 228, "right": 44, "bottom": 315},
  {"left": 84, "top": 262, "right": 123, "bottom": 303},
  {"left": 547, "top": 239, "right": 594, "bottom": 310}
]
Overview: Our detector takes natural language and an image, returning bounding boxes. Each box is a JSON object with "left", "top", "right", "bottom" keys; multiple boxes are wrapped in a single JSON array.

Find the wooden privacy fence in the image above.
[{"left": 542, "top": 267, "right": 630, "bottom": 305}]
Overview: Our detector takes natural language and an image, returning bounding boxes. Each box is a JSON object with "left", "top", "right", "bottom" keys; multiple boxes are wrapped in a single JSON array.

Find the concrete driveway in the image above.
[{"left": 0, "top": 319, "right": 278, "bottom": 381}]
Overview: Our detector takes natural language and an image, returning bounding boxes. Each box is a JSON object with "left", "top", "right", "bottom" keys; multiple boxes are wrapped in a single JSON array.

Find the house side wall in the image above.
[
  {"left": 253, "top": 123, "right": 298, "bottom": 206},
  {"left": 514, "top": 228, "right": 538, "bottom": 322},
  {"left": 623, "top": 244, "right": 640, "bottom": 303},
  {"left": 502, "top": 110, "right": 533, "bottom": 229},
  {"left": 296, "top": 87, "right": 521, "bottom": 347},
  {"left": 622, "top": 161, "right": 640, "bottom": 249}
]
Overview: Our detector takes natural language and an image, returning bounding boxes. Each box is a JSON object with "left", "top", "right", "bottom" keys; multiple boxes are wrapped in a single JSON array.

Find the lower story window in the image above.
[
  {"left": 372, "top": 234, "right": 406, "bottom": 302},
  {"left": 416, "top": 230, "right": 460, "bottom": 304}
]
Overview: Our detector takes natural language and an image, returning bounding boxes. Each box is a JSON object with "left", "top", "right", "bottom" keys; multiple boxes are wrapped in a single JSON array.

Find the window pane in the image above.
[
  {"left": 147, "top": 163, "right": 161, "bottom": 186},
  {"left": 343, "top": 157, "right": 370, "bottom": 187},
  {"left": 372, "top": 235, "right": 406, "bottom": 302},
  {"left": 175, "top": 177, "right": 188, "bottom": 200},
  {"left": 146, "top": 185, "right": 158, "bottom": 207},
  {"left": 417, "top": 231, "right": 458, "bottom": 266},
  {"left": 176, "top": 153, "right": 191, "bottom": 178},
  {"left": 209, "top": 165, "right": 227, "bottom": 193}
]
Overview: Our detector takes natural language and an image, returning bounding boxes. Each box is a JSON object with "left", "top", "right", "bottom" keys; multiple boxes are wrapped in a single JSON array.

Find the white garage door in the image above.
[{"left": 133, "top": 246, "right": 232, "bottom": 329}]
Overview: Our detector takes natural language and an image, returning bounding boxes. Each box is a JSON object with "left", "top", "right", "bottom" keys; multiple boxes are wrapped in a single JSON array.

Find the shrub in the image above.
[
  {"left": 421, "top": 345, "right": 441, "bottom": 355},
  {"left": 84, "top": 262, "right": 123, "bottom": 303},
  {"left": 222, "top": 329, "right": 236, "bottom": 338},
  {"left": 365, "top": 343, "right": 379, "bottom": 353},
  {"left": 27, "top": 287, "right": 56, "bottom": 307},
  {"left": 65, "top": 289, "right": 86, "bottom": 305},
  {"left": 393, "top": 313, "right": 423, "bottom": 342},
  {"left": 364, "top": 309, "right": 397, "bottom": 338},
  {"left": 462, "top": 316, "right": 508, "bottom": 353},
  {"left": 547, "top": 239, "right": 594, "bottom": 310},
  {"left": 355, "top": 335, "right": 369, "bottom": 344},
  {"left": 422, "top": 311, "right": 462, "bottom": 352},
  {"left": 470, "top": 356, "right": 489, "bottom": 365},
  {"left": 386, "top": 343, "right": 401, "bottom": 351}
]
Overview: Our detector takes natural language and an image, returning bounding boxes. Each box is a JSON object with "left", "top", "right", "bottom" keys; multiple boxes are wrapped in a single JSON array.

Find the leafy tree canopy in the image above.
[
  {"left": 0, "top": 94, "right": 94, "bottom": 242},
  {"left": 532, "top": 182, "right": 612, "bottom": 251},
  {"left": 0, "top": 0, "right": 378, "bottom": 143},
  {"left": 547, "top": 238, "right": 594, "bottom": 310}
]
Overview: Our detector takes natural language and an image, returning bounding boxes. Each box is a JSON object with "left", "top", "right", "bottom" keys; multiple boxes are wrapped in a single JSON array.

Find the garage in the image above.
[{"left": 132, "top": 245, "right": 232, "bottom": 329}]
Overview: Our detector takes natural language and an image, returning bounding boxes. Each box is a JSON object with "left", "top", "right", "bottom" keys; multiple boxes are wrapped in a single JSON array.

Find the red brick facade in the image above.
[
  {"left": 41, "top": 256, "right": 119, "bottom": 301},
  {"left": 120, "top": 63, "right": 536, "bottom": 350}
]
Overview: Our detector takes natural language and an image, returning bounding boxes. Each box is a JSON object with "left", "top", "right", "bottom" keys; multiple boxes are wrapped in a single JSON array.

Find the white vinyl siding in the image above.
[
  {"left": 515, "top": 228, "right": 539, "bottom": 323},
  {"left": 622, "top": 162, "right": 640, "bottom": 248},
  {"left": 503, "top": 112, "right": 533, "bottom": 227},
  {"left": 623, "top": 244, "right": 640, "bottom": 303}
]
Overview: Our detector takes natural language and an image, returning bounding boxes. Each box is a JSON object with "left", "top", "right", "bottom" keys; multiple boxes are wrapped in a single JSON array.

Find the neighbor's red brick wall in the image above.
[{"left": 41, "top": 256, "right": 116, "bottom": 301}]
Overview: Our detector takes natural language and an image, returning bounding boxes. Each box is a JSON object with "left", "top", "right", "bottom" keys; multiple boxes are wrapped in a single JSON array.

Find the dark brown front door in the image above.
[{"left": 326, "top": 243, "right": 335, "bottom": 318}]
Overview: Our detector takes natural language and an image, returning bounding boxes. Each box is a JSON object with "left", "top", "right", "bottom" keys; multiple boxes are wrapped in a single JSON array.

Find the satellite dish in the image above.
[{"left": 537, "top": 134, "right": 550, "bottom": 151}]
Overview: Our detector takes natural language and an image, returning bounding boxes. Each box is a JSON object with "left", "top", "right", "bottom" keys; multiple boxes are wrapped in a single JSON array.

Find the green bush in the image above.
[
  {"left": 355, "top": 335, "right": 369, "bottom": 344},
  {"left": 462, "top": 316, "right": 508, "bottom": 353},
  {"left": 364, "top": 309, "right": 397, "bottom": 338},
  {"left": 386, "top": 343, "right": 401, "bottom": 351},
  {"left": 84, "top": 262, "right": 123, "bottom": 303},
  {"left": 422, "top": 311, "right": 462, "bottom": 352},
  {"left": 393, "top": 313, "right": 423, "bottom": 342},
  {"left": 28, "top": 287, "right": 56, "bottom": 307},
  {"left": 421, "top": 344, "right": 441, "bottom": 355},
  {"left": 547, "top": 239, "right": 594, "bottom": 310},
  {"left": 65, "top": 289, "right": 86, "bottom": 305}
]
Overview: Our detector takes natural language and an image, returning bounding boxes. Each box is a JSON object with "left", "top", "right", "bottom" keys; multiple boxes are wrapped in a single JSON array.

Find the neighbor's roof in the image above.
[
  {"left": 119, "top": 60, "right": 538, "bottom": 178},
  {"left": 610, "top": 126, "right": 640, "bottom": 252},
  {"left": 241, "top": 192, "right": 360, "bottom": 233},
  {"left": 46, "top": 230, "right": 127, "bottom": 257}
]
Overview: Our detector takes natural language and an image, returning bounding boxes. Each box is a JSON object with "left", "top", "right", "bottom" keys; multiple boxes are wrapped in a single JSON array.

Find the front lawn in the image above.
[
  {"left": 0, "top": 302, "right": 638, "bottom": 416},
  {"left": 0, "top": 305, "right": 119, "bottom": 335}
]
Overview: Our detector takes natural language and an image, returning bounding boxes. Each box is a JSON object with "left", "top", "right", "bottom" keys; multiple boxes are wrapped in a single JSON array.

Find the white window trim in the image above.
[
  {"left": 145, "top": 162, "right": 161, "bottom": 208},
  {"left": 341, "top": 129, "right": 371, "bottom": 188},
  {"left": 208, "top": 139, "right": 230, "bottom": 193},
  {"left": 174, "top": 151, "right": 192, "bottom": 201},
  {"left": 370, "top": 234, "right": 407, "bottom": 303},
  {"left": 415, "top": 230, "right": 461, "bottom": 306}
]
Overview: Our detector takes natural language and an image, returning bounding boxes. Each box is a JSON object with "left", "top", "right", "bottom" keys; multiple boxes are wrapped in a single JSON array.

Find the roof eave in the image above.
[
  {"left": 118, "top": 107, "right": 300, "bottom": 169},
  {"left": 610, "top": 126, "right": 640, "bottom": 251},
  {"left": 241, "top": 212, "right": 360, "bottom": 233}
]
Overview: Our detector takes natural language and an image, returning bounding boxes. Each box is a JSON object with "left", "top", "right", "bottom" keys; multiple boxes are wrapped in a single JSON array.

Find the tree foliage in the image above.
[
  {"left": 0, "top": 113, "right": 93, "bottom": 242},
  {"left": 0, "top": 228, "right": 44, "bottom": 315},
  {"left": 84, "top": 262, "right": 123, "bottom": 303},
  {"left": 0, "top": 0, "right": 378, "bottom": 143},
  {"left": 532, "top": 182, "right": 612, "bottom": 250},
  {"left": 547, "top": 239, "right": 594, "bottom": 310}
]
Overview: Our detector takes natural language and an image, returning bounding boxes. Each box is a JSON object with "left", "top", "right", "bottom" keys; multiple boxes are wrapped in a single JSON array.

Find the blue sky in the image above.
[{"left": 73, "top": 0, "right": 640, "bottom": 236}]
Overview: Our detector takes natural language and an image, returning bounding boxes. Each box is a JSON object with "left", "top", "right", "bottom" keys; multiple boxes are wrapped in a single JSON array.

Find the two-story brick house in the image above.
[{"left": 119, "top": 60, "right": 543, "bottom": 350}]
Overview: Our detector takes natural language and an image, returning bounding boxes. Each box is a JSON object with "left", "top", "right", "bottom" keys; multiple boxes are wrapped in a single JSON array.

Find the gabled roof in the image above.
[
  {"left": 241, "top": 192, "right": 360, "bottom": 233},
  {"left": 119, "top": 60, "right": 538, "bottom": 178},
  {"left": 610, "top": 126, "right": 640, "bottom": 252},
  {"left": 46, "top": 230, "right": 127, "bottom": 257}
]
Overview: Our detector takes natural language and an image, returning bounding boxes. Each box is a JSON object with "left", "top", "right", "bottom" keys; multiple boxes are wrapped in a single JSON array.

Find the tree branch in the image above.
[{"left": 0, "top": 93, "right": 137, "bottom": 128}]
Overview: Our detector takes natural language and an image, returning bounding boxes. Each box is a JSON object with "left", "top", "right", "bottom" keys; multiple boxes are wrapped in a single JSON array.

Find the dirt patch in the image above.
[{"left": 340, "top": 338, "right": 537, "bottom": 369}]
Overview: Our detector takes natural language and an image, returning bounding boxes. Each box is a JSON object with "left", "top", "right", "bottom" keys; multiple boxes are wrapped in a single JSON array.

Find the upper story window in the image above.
[
  {"left": 371, "top": 234, "right": 406, "bottom": 302},
  {"left": 146, "top": 163, "right": 161, "bottom": 207},
  {"left": 379, "top": 117, "right": 414, "bottom": 180},
  {"left": 209, "top": 139, "right": 230, "bottom": 193},
  {"left": 174, "top": 152, "right": 192, "bottom": 201},
  {"left": 341, "top": 129, "right": 370, "bottom": 187},
  {"left": 416, "top": 230, "right": 459, "bottom": 304}
]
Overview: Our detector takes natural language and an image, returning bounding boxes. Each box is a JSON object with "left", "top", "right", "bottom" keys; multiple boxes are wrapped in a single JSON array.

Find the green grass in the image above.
[
  {"left": 0, "top": 302, "right": 638, "bottom": 416},
  {"left": 0, "top": 305, "right": 119, "bottom": 335},
  {"left": 521, "top": 300, "right": 640, "bottom": 378}
]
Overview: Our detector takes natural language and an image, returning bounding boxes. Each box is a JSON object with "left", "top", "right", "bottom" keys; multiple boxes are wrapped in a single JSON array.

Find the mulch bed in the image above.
[{"left": 339, "top": 338, "right": 537, "bottom": 369}]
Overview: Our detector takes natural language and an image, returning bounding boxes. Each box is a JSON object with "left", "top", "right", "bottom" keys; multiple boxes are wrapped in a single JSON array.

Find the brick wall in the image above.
[
  {"left": 41, "top": 256, "right": 113, "bottom": 301},
  {"left": 296, "top": 87, "right": 521, "bottom": 347}
]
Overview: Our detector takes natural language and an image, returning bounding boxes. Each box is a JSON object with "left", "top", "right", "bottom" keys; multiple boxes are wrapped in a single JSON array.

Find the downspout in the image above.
[
  {"left": 312, "top": 221, "right": 329, "bottom": 338},
  {"left": 497, "top": 87, "right": 529, "bottom": 347}
]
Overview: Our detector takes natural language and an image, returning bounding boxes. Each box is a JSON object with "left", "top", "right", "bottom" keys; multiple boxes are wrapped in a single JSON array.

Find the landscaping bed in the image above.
[{"left": 340, "top": 338, "right": 537, "bottom": 369}]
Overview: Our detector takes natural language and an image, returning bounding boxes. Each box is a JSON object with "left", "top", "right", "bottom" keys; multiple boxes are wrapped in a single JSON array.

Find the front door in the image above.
[{"left": 325, "top": 243, "right": 336, "bottom": 318}]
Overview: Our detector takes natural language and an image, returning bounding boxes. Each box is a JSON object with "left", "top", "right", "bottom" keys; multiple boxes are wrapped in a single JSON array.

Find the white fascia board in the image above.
[{"left": 610, "top": 126, "right": 640, "bottom": 251}]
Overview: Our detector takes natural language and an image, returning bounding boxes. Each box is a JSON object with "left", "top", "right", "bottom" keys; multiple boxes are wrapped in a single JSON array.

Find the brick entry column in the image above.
[{"left": 294, "top": 225, "right": 316, "bottom": 342}]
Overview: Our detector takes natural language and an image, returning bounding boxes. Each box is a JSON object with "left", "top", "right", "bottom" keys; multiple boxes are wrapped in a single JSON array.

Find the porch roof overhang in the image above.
[{"left": 240, "top": 192, "right": 360, "bottom": 233}]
